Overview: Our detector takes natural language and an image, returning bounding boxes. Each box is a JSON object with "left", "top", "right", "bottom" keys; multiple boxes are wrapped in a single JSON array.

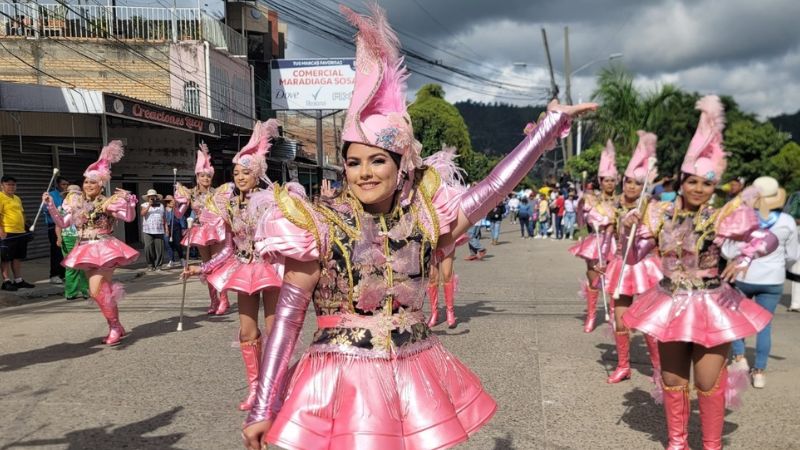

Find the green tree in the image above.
[
  {"left": 768, "top": 141, "right": 800, "bottom": 192},
  {"left": 408, "top": 84, "right": 495, "bottom": 181},
  {"left": 724, "top": 119, "right": 790, "bottom": 183}
]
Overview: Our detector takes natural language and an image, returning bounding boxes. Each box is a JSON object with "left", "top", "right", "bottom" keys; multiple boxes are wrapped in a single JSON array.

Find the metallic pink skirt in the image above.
[
  {"left": 205, "top": 258, "right": 281, "bottom": 295},
  {"left": 63, "top": 237, "right": 139, "bottom": 270},
  {"left": 266, "top": 340, "right": 497, "bottom": 450},
  {"left": 622, "top": 283, "right": 771, "bottom": 348},
  {"left": 604, "top": 255, "right": 663, "bottom": 297},
  {"left": 569, "top": 234, "right": 609, "bottom": 261},
  {"left": 181, "top": 222, "right": 225, "bottom": 247}
]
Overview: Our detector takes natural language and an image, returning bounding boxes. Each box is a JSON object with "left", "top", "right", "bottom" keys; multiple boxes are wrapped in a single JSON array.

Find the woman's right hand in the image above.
[
  {"left": 181, "top": 265, "right": 202, "bottom": 279},
  {"left": 546, "top": 99, "right": 598, "bottom": 118},
  {"left": 42, "top": 192, "right": 53, "bottom": 205},
  {"left": 622, "top": 210, "right": 641, "bottom": 228},
  {"left": 242, "top": 421, "right": 272, "bottom": 450}
]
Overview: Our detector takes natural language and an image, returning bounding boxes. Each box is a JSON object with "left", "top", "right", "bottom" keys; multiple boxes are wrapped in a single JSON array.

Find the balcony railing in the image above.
[{"left": 0, "top": 3, "right": 246, "bottom": 57}]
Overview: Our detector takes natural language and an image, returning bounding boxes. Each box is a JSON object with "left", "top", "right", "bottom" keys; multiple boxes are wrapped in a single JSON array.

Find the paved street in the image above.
[{"left": 1, "top": 227, "right": 799, "bottom": 449}]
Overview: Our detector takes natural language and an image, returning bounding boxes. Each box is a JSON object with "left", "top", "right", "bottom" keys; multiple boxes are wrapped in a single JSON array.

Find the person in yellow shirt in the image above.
[{"left": 0, "top": 176, "right": 34, "bottom": 291}]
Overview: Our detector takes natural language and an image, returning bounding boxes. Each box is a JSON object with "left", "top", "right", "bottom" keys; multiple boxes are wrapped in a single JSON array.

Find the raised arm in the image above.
[
  {"left": 107, "top": 191, "right": 138, "bottom": 222},
  {"left": 451, "top": 101, "right": 597, "bottom": 238},
  {"left": 43, "top": 193, "right": 72, "bottom": 228},
  {"left": 173, "top": 184, "right": 190, "bottom": 218},
  {"left": 242, "top": 258, "right": 320, "bottom": 448}
]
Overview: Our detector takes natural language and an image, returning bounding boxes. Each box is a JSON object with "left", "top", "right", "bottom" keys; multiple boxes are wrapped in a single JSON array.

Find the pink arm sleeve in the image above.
[
  {"left": 244, "top": 282, "right": 311, "bottom": 427},
  {"left": 45, "top": 202, "right": 72, "bottom": 228},
  {"left": 199, "top": 234, "right": 233, "bottom": 274},
  {"left": 106, "top": 194, "right": 137, "bottom": 222},
  {"left": 459, "top": 111, "right": 570, "bottom": 223}
]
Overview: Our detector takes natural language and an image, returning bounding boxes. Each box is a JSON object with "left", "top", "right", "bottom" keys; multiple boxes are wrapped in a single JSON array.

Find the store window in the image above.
[{"left": 184, "top": 81, "right": 201, "bottom": 115}]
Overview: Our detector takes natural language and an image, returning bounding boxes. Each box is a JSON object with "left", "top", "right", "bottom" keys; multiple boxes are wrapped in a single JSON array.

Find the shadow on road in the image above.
[
  {"left": 595, "top": 334, "right": 658, "bottom": 378},
  {"left": 493, "top": 431, "right": 515, "bottom": 449},
  {"left": 619, "top": 387, "right": 739, "bottom": 449},
  {"left": 1, "top": 406, "right": 185, "bottom": 450},
  {"left": 455, "top": 300, "right": 506, "bottom": 325},
  {"left": 0, "top": 312, "right": 231, "bottom": 372}
]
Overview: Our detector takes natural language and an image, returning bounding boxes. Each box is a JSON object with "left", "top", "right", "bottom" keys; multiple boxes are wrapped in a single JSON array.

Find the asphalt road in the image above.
[{"left": 1, "top": 226, "right": 798, "bottom": 449}]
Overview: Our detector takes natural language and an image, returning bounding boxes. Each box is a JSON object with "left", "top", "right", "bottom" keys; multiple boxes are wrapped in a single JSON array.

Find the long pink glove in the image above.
[
  {"left": 173, "top": 190, "right": 190, "bottom": 219},
  {"left": 459, "top": 111, "right": 570, "bottom": 223},
  {"left": 244, "top": 282, "right": 312, "bottom": 427},
  {"left": 199, "top": 234, "right": 233, "bottom": 274},
  {"left": 45, "top": 202, "right": 72, "bottom": 228},
  {"left": 732, "top": 228, "right": 778, "bottom": 268}
]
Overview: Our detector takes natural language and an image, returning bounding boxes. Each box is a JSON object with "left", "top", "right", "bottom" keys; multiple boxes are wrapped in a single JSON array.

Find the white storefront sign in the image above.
[{"left": 270, "top": 58, "right": 355, "bottom": 110}]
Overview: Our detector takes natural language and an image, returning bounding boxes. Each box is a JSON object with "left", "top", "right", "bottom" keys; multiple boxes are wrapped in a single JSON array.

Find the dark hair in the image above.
[
  {"left": 56, "top": 176, "right": 69, "bottom": 184},
  {"left": 1, "top": 175, "right": 17, "bottom": 183}
]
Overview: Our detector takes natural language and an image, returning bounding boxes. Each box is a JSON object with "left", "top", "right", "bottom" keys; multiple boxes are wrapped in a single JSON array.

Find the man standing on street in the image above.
[
  {"left": 0, "top": 175, "right": 34, "bottom": 290},
  {"left": 140, "top": 189, "right": 167, "bottom": 271},
  {"left": 44, "top": 176, "right": 70, "bottom": 285}
]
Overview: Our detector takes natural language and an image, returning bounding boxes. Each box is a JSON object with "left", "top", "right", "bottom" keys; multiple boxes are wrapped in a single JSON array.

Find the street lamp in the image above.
[{"left": 570, "top": 53, "right": 623, "bottom": 78}]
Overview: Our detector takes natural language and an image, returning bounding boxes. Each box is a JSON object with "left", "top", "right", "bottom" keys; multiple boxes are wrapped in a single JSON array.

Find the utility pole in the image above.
[
  {"left": 563, "top": 26, "right": 573, "bottom": 160},
  {"left": 540, "top": 28, "right": 559, "bottom": 101},
  {"left": 541, "top": 28, "right": 566, "bottom": 165}
]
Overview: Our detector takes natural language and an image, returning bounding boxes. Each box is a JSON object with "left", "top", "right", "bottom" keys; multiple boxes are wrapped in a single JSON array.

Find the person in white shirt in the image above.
[
  {"left": 723, "top": 177, "right": 799, "bottom": 388},
  {"left": 785, "top": 190, "right": 800, "bottom": 311},
  {"left": 507, "top": 194, "right": 520, "bottom": 224}
]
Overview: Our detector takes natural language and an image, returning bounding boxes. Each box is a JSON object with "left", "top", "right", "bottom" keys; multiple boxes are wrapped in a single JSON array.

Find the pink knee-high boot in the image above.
[
  {"left": 238, "top": 332, "right": 262, "bottom": 411},
  {"left": 95, "top": 282, "right": 126, "bottom": 346},
  {"left": 426, "top": 283, "right": 439, "bottom": 328},
  {"left": 581, "top": 280, "right": 599, "bottom": 333},
  {"left": 697, "top": 368, "right": 727, "bottom": 450},
  {"left": 607, "top": 331, "right": 631, "bottom": 383},
  {"left": 444, "top": 275, "right": 458, "bottom": 328},
  {"left": 206, "top": 284, "right": 220, "bottom": 314},
  {"left": 214, "top": 289, "right": 230, "bottom": 315},
  {"left": 662, "top": 383, "right": 690, "bottom": 450}
]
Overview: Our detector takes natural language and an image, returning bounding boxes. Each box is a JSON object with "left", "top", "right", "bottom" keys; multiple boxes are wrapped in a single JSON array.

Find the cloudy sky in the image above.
[{"left": 270, "top": 0, "right": 800, "bottom": 119}]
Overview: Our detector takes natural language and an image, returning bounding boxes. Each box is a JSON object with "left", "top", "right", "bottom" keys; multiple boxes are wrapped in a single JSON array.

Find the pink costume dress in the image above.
[
  {"left": 250, "top": 173, "right": 496, "bottom": 450},
  {"left": 604, "top": 199, "right": 663, "bottom": 297},
  {"left": 173, "top": 184, "right": 224, "bottom": 247},
  {"left": 198, "top": 183, "right": 281, "bottom": 295},
  {"left": 622, "top": 197, "right": 777, "bottom": 347},
  {"left": 569, "top": 193, "right": 617, "bottom": 262},
  {"left": 48, "top": 191, "right": 139, "bottom": 270},
  {"left": 243, "top": 108, "right": 572, "bottom": 450}
]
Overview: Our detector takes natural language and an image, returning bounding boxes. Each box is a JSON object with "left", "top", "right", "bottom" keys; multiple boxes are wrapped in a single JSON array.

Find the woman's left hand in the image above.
[
  {"left": 547, "top": 99, "right": 598, "bottom": 118},
  {"left": 720, "top": 263, "right": 747, "bottom": 283}
]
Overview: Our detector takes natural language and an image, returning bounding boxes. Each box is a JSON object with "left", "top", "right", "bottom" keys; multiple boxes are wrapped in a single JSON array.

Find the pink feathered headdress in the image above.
[
  {"left": 340, "top": 3, "right": 423, "bottom": 189},
  {"left": 232, "top": 119, "right": 279, "bottom": 180},
  {"left": 598, "top": 139, "right": 618, "bottom": 180},
  {"left": 625, "top": 131, "right": 658, "bottom": 183},
  {"left": 195, "top": 142, "right": 214, "bottom": 176},
  {"left": 681, "top": 95, "right": 726, "bottom": 182},
  {"left": 84, "top": 140, "right": 124, "bottom": 183}
]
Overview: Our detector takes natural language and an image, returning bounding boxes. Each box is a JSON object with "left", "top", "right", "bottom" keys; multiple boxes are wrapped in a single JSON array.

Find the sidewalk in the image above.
[{"left": 0, "top": 254, "right": 167, "bottom": 307}]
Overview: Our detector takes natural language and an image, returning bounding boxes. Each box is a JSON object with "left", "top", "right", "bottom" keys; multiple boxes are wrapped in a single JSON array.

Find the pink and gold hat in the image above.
[
  {"left": 625, "top": 131, "right": 657, "bottom": 183},
  {"left": 340, "top": 3, "right": 422, "bottom": 182},
  {"left": 195, "top": 142, "right": 214, "bottom": 176},
  {"left": 84, "top": 140, "right": 124, "bottom": 183},
  {"left": 681, "top": 95, "right": 726, "bottom": 182},
  {"left": 598, "top": 139, "right": 618, "bottom": 180},
  {"left": 232, "top": 119, "right": 279, "bottom": 181}
]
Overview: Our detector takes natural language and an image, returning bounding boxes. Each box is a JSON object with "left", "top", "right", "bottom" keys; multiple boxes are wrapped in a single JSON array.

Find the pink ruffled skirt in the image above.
[
  {"left": 63, "top": 237, "right": 139, "bottom": 270},
  {"left": 569, "top": 234, "right": 614, "bottom": 261},
  {"left": 205, "top": 258, "right": 281, "bottom": 295},
  {"left": 181, "top": 222, "right": 225, "bottom": 247},
  {"left": 267, "top": 340, "right": 497, "bottom": 450},
  {"left": 622, "top": 283, "right": 771, "bottom": 348},
  {"left": 604, "top": 255, "right": 663, "bottom": 297}
]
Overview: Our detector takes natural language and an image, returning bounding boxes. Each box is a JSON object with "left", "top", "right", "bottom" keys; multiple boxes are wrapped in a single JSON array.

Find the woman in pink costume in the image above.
[
  {"left": 240, "top": 5, "right": 597, "bottom": 449},
  {"left": 604, "top": 131, "right": 664, "bottom": 384},
  {"left": 569, "top": 141, "right": 618, "bottom": 332},
  {"left": 622, "top": 96, "right": 777, "bottom": 450},
  {"left": 174, "top": 143, "right": 230, "bottom": 315},
  {"left": 424, "top": 147, "right": 467, "bottom": 329},
  {"left": 43, "top": 141, "right": 139, "bottom": 346},
  {"left": 184, "top": 120, "right": 283, "bottom": 411}
]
